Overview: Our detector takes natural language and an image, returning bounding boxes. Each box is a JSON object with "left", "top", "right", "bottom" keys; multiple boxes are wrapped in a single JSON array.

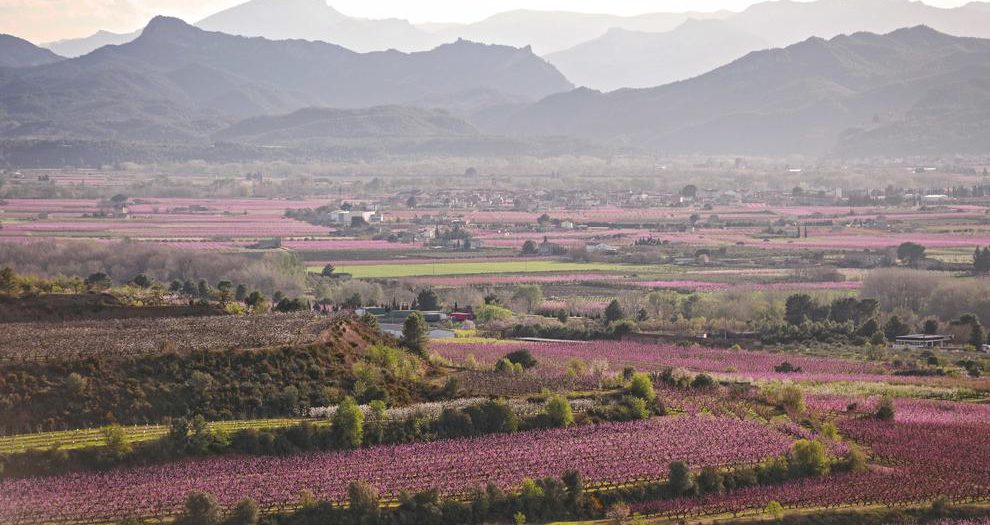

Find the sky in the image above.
[{"left": 0, "top": 0, "right": 976, "bottom": 43}]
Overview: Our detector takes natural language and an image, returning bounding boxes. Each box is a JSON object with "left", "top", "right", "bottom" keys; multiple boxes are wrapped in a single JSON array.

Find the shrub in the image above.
[
  {"left": 690, "top": 373, "right": 716, "bottom": 389},
  {"left": 766, "top": 500, "right": 784, "bottom": 519},
  {"left": 360, "top": 312, "right": 379, "bottom": 329},
  {"left": 101, "top": 425, "right": 133, "bottom": 462},
  {"left": 843, "top": 444, "right": 869, "bottom": 473},
  {"left": 174, "top": 491, "right": 221, "bottom": 525},
  {"left": 348, "top": 481, "right": 381, "bottom": 522},
  {"left": 544, "top": 395, "right": 574, "bottom": 428},
  {"left": 773, "top": 361, "right": 803, "bottom": 373},
  {"left": 628, "top": 372, "right": 656, "bottom": 402},
  {"left": 608, "top": 396, "right": 651, "bottom": 421},
  {"left": 876, "top": 397, "right": 896, "bottom": 421},
  {"left": 226, "top": 499, "right": 259, "bottom": 525},
  {"left": 606, "top": 503, "right": 631, "bottom": 524},
  {"left": 697, "top": 466, "right": 724, "bottom": 495},
  {"left": 503, "top": 349, "right": 538, "bottom": 369},
  {"left": 790, "top": 439, "right": 830, "bottom": 478},
  {"left": 475, "top": 304, "right": 514, "bottom": 323},
  {"left": 436, "top": 408, "right": 474, "bottom": 438},
  {"left": 774, "top": 384, "right": 806, "bottom": 415},
  {"left": 465, "top": 399, "right": 518, "bottom": 434},
  {"left": 495, "top": 358, "right": 523, "bottom": 374},
  {"left": 668, "top": 461, "right": 693, "bottom": 496}
]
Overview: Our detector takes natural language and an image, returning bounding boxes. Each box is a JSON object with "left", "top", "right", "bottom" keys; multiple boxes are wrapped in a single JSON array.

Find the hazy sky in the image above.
[{"left": 0, "top": 0, "right": 975, "bottom": 43}]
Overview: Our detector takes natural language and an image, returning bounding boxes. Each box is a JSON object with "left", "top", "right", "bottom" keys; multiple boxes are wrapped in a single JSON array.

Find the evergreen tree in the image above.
[
  {"left": 974, "top": 247, "right": 990, "bottom": 274},
  {"left": 897, "top": 242, "right": 926, "bottom": 267},
  {"left": 197, "top": 279, "right": 211, "bottom": 299},
  {"left": 216, "top": 281, "right": 233, "bottom": 305},
  {"left": 970, "top": 321, "right": 985, "bottom": 347},
  {"left": 416, "top": 288, "right": 441, "bottom": 311},
  {"left": 402, "top": 311, "right": 430, "bottom": 357},
  {"left": 883, "top": 316, "right": 911, "bottom": 340},
  {"left": 604, "top": 299, "right": 624, "bottom": 323}
]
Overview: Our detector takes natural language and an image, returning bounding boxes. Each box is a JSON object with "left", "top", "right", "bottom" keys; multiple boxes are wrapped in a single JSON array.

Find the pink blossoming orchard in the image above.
[
  {"left": 6, "top": 4, "right": 990, "bottom": 523},
  {"left": 4, "top": 166, "right": 990, "bottom": 525}
]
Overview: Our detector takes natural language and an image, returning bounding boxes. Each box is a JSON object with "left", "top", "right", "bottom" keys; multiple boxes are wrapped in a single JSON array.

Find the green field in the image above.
[
  {"left": 0, "top": 418, "right": 316, "bottom": 454},
  {"left": 322, "top": 261, "right": 661, "bottom": 279}
]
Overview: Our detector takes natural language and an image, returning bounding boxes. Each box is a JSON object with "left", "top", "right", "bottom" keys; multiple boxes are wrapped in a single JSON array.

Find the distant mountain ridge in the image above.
[
  {"left": 726, "top": 0, "right": 990, "bottom": 47},
  {"left": 486, "top": 26, "right": 990, "bottom": 156},
  {"left": 197, "top": 0, "right": 435, "bottom": 52},
  {"left": 43, "top": 30, "right": 139, "bottom": 58},
  {"left": 0, "top": 17, "right": 571, "bottom": 141},
  {"left": 542, "top": 0, "right": 990, "bottom": 90},
  {"left": 547, "top": 20, "right": 769, "bottom": 91},
  {"left": 36, "top": 0, "right": 990, "bottom": 92},
  {"left": 432, "top": 9, "right": 731, "bottom": 55},
  {"left": 0, "top": 35, "right": 62, "bottom": 68},
  {"left": 5, "top": 2, "right": 990, "bottom": 160}
]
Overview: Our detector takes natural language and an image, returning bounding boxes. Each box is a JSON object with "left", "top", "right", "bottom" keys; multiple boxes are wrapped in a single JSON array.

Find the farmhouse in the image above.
[
  {"left": 893, "top": 334, "right": 953, "bottom": 348},
  {"left": 328, "top": 210, "right": 381, "bottom": 225},
  {"left": 587, "top": 243, "right": 619, "bottom": 255}
]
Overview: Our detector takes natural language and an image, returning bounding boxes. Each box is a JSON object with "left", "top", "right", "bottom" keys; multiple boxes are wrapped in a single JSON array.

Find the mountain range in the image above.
[
  {"left": 546, "top": 20, "right": 770, "bottom": 91},
  {"left": 485, "top": 26, "right": 990, "bottom": 157},
  {"left": 428, "top": 9, "right": 729, "bottom": 56},
  {"left": 0, "top": 35, "right": 62, "bottom": 68},
  {"left": 4, "top": 2, "right": 990, "bottom": 160},
  {"left": 197, "top": 0, "right": 434, "bottom": 53},
  {"left": 0, "top": 16, "right": 571, "bottom": 142},
  {"left": 31, "top": 0, "right": 990, "bottom": 92},
  {"left": 41, "top": 1, "right": 728, "bottom": 58},
  {"left": 43, "top": 30, "right": 139, "bottom": 59}
]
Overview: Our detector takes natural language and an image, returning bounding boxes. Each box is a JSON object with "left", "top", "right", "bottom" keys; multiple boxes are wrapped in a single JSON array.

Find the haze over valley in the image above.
[{"left": 4, "top": 3, "right": 990, "bottom": 525}]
